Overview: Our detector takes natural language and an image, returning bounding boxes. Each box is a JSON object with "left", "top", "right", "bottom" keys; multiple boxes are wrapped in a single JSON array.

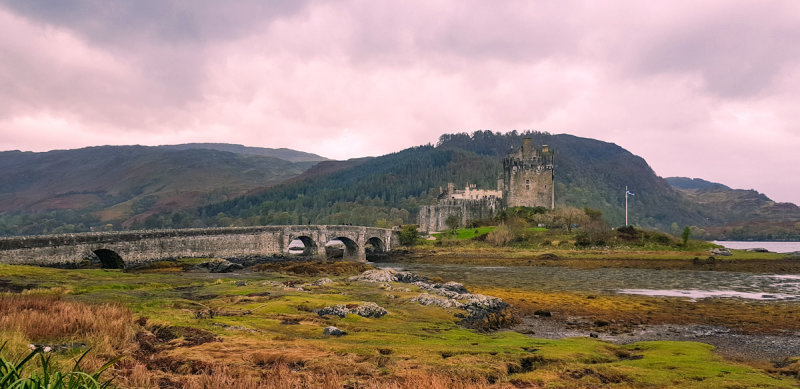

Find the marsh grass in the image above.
[
  {"left": 1, "top": 263, "right": 797, "bottom": 387},
  {"left": 252, "top": 261, "right": 373, "bottom": 276},
  {"left": 0, "top": 295, "right": 135, "bottom": 359},
  {"left": 0, "top": 343, "right": 118, "bottom": 388}
]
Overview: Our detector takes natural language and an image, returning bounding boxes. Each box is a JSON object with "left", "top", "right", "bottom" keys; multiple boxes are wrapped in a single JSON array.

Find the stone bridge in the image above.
[{"left": 0, "top": 225, "right": 399, "bottom": 267}]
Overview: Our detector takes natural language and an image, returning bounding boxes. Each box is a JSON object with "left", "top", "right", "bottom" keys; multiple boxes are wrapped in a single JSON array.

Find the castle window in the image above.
[{"left": 526, "top": 179, "right": 530, "bottom": 190}]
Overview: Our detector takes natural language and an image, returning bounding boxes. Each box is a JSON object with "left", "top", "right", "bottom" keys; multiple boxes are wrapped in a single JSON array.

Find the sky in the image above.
[{"left": 1, "top": 1, "right": 799, "bottom": 204}]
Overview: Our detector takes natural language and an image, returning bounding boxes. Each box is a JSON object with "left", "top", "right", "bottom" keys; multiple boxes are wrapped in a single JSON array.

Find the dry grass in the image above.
[
  {"left": 181, "top": 364, "right": 503, "bottom": 389},
  {"left": 0, "top": 294, "right": 135, "bottom": 357},
  {"left": 253, "top": 261, "right": 373, "bottom": 276}
]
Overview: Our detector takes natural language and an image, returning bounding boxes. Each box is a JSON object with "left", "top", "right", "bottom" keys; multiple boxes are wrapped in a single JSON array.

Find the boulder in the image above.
[
  {"left": 441, "top": 281, "right": 469, "bottom": 294},
  {"left": 411, "top": 293, "right": 459, "bottom": 308},
  {"left": 323, "top": 326, "right": 346, "bottom": 336},
  {"left": 745, "top": 248, "right": 770, "bottom": 253},
  {"left": 313, "top": 278, "right": 334, "bottom": 286},
  {"left": 349, "top": 269, "right": 397, "bottom": 282},
  {"left": 352, "top": 302, "right": 388, "bottom": 318},
  {"left": 203, "top": 259, "right": 244, "bottom": 273},
  {"left": 710, "top": 248, "right": 732, "bottom": 256},
  {"left": 316, "top": 302, "right": 388, "bottom": 318},
  {"left": 316, "top": 305, "right": 350, "bottom": 318}
]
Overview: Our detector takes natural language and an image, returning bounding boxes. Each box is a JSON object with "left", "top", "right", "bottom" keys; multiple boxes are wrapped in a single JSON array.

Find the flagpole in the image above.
[{"left": 625, "top": 186, "right": 628, "bottom": 226}]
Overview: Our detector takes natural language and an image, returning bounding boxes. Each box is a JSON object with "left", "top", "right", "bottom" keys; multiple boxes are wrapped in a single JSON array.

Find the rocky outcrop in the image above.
[
  {"left": 323, "top": 326, "right": 346, "bottom": 336},
  {"left": 201, "top": 259, "right": 244, "bottom": 273},
  {"left": 351, "top": 268, "right": 511, "bottom": 328},
  {"left": 316, "top": 302, "right": 388, "bottom": 318},
  {"left": 349, "top": 269, "right": 425, "bottom": 283},
  {"left": 313, "top": 278, "right": 334, "bottom": 286},
  {"left": 710, "top": 248, "right": 732, "bottom": 256}
]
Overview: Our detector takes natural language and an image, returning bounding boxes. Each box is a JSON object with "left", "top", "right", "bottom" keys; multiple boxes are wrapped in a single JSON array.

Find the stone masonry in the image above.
[
  {"left": 418, "top": 138, "right": 554, "bottom": 232},
  {"left": 0, "top": 225, "right": 398, "bottom": 266}
]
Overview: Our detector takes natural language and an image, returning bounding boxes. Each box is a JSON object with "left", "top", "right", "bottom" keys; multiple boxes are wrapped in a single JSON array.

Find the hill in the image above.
[
  {"left": 0, "top": 145, "right": 318, "bottom": 235},
  {"left": 3, "top": 132, "right": 797, "bottom": 239},
  {"left": 158, "top": 143, "right": 328, "bottom": 162},
  {"left": 665, "top": 177, "right": 731, "bottom": 190},
  {"left": 665, "top": 178, "right": 800, "bottom": 240},
  {"left": 173, "top": 131, "right": 721, "bottom": 231}
]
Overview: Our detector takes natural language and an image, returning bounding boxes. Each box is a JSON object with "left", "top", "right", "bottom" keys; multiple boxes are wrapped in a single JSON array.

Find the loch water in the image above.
[
  {"left": 376, "top": 262, "right": 800, "bottom": 301},
  {"left": 713, "top": 241, "right": 800, "bottom": 253}
]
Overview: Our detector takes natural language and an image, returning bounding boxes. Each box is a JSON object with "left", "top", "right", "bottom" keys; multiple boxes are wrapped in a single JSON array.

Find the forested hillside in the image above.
[
  {"left": 0, "top": 146, "right": 317, "bottom": 235},
  {"left": 4, "top": 132, "right": 797, "bottom": 238},
  {"left": 665, "top": 178, "right": 800, "bottom": 240},
  {"left": 151, "top": 131, "right": 715, "bottom": 231}
]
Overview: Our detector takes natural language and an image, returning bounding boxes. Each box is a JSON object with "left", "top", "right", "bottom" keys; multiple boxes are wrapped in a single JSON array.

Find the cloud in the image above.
[{"left": 0, "top": 0, "right": 798, "bottom": 204}]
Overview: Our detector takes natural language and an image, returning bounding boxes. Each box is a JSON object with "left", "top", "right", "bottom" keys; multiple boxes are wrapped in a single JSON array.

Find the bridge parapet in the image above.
[{"left": 0, "top": 225, "right": 398, "bottom": 267}]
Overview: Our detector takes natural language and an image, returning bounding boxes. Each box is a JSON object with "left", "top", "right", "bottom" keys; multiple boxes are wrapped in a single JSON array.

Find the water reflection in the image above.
[{"left": 376, "top": 263, "right": 800, "bottom": 301}]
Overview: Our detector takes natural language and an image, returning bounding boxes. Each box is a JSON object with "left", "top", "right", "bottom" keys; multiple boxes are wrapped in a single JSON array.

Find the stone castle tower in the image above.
[
  {"left": 502, "top": 138, "right": 555, "bottom": 209},
  {"left": 417, "top": 138, "right": 554, "bottom": 232}
]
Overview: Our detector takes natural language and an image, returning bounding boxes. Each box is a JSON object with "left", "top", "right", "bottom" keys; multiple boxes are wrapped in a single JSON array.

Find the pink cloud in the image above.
[{"left": 0, "top": 0, "right": 799, "bottom": 204}]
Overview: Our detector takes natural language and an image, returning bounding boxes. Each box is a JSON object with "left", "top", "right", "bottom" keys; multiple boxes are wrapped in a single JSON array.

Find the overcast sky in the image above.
[{"left": 1, "top": 1, "right": 799, "bottom": 204}]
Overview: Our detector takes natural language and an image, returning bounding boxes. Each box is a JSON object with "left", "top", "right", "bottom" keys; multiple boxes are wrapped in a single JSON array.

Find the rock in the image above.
[
  {"left": 316, "top": 302, "right": 388, "bottom": 318},
  {"left": 441, "top": 281, "right": 469, "bottom": 294},
  {"left": 203, "top": 259, "right": 244, "bottom": 273},
  {"left": 350, "top": 269, "right": 398, "bottom": 282},
  {"left": 316, "top": 305, "right": 350, "bottom": 318},
  {"left": 710, "top": 248, "right": 732, "bottom": 256},
  {"left": 534, "top": 310, "right": 552, "bottom": 317},
  {"left": 745, "top": 248, "right": 770, "bottom": 253},
  {"left": 395, "top": 271, "right": 426, "bottom": 283},
  {"left": 460, "top": 294, "right": 508, "bottom": 313},
  {"left": 352, "top": 302, "right": 388, "bottom": 318},
  {"left": 323, "top": 326, "right": 346, "bottom": 336},
  {"left": 349, "top": 269, "right": 427, "bottom": 283},
  {"left": 411, "top": 293, "right": 460, "bottom": 308},
  {"left": 313, "top": 278, "right": 334, "bottom": 286},
  {"left": 234, "top": 280, "right": 247, "bottom": 287}
]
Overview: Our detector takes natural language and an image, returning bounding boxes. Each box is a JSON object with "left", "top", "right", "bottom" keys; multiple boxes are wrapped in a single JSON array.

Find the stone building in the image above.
[
  {"left": 418, "top": 138, "right": 554, "bottom": 232},
  {"left": 502, "top": 138, "right": 555, "bottom": 209}
]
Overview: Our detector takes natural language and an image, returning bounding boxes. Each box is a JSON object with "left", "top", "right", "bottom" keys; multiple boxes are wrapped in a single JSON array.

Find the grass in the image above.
[
  {"left": 0, "top": 344, "right": 118, "bottom": 388},
  {"left": 1, "top": 261, "right": 797, "bottom": 388}
]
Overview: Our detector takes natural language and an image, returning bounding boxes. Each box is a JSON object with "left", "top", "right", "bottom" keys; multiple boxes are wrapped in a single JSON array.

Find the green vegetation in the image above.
[
  {"left": 398, "top": 225, "right": 419, "bottom": 246},
  {"left": 682, "top": 225, "right": 691, "bottom": 247},
  {"left": 3, "top": 131, "right": 799, "bottom": 240},
  {"left": 0, "top": 262, "right": 795, "bottom": 388},
  {"left": 0, "top": 146, "right": 315, "bottom": 235},
  {"left": 0, "top": 346, "right": 118, "bottom": 389}
]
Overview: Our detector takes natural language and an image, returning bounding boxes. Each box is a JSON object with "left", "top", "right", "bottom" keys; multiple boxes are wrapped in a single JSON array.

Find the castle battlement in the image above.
[{"left": 418, "top": 138, "right": 555, "bottom": 232}]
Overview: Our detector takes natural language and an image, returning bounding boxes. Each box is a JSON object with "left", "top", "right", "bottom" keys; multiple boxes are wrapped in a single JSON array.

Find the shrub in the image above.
[
  {"left": 399, "top": 225, "right": 419, "bottom": 246},
  {"left": 486, "top": 225, "right": 514, "bottom": 246}
]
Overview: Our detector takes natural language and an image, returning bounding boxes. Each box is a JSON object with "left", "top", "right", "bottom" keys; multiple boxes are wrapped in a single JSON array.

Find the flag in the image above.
[{"left": 626, "top": 190, "right": 635, "bottom": 196}]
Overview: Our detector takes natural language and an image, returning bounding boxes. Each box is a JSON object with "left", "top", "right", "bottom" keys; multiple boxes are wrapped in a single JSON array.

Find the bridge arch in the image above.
[
  {"left": 325, "top": 237, "right": 359, "bottom": 259},
  {"left": 364, "top": 236, "right": 386, "bottom": 261},
  {"left": 93, "top": 248, "right": 125, "bottom": 269},
  {"left": 288, "top": 236, "right": 317, "bottom": 256}
]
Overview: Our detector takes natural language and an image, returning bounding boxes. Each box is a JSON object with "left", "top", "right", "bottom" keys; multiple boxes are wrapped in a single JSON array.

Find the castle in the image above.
[{"left": 417, "top": 138, "right": 554, "bottom": 232}]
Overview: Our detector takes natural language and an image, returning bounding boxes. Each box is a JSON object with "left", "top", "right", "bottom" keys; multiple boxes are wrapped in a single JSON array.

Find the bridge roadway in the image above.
[{"left": 0, "top": 225, "right": 399, "bottom": 267}]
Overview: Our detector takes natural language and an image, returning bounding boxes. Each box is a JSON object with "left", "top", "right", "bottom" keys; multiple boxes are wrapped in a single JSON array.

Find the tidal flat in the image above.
[{"left": 1, "top": 254, "right": 799, "bottom": 388}]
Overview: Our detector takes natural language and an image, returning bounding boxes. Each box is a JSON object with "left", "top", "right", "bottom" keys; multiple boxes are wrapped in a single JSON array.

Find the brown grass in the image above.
[
  {"left": 181, "top": 364, "right": 503, "bottom": 389},
  {"left": 253, "top": 261, "right": 373, "bottom": 276},
  {"left": 0, "top": 294, "right": 135, "bottom": 357}
]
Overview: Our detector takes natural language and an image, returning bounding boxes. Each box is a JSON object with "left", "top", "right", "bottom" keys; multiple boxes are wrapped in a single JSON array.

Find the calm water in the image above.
[
  {"left": 376, "top": 262, "right": 800, "bottom": 301},
  {"left": 713, "top": 241, "right": 800, "bottom": 253}
]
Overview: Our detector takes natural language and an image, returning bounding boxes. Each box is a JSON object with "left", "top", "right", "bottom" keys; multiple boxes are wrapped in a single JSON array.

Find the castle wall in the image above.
[
  {"left": 418, "top": 198, "right": 500, "bottom": 232},
  {"left": 503, "top": 140, "right": 554, "bottom": 209},
  {"left": 418, "top": 138, "right": 555, "bottom": 232}
]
